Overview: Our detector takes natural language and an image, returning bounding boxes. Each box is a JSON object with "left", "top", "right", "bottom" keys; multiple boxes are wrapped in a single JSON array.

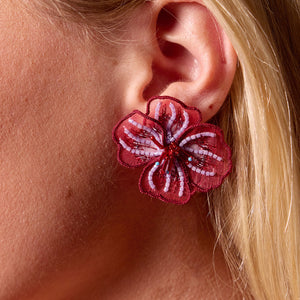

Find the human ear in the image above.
[{"left": 122, "top": 0, "right": 237, "bottom": 122}]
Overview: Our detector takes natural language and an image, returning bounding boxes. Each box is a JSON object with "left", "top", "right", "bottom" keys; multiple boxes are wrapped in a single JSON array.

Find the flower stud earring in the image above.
[{"left": 112, "top": 96, "right": 232, "bottom": 204}]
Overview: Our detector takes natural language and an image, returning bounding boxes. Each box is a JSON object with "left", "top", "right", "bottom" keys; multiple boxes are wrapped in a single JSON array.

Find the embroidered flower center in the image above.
[
  {"left": 150, "top": 135, "right": 190, "bottom": 177},
  {"left": 167, "top": 142, "right": 181, "bottom": 156}
]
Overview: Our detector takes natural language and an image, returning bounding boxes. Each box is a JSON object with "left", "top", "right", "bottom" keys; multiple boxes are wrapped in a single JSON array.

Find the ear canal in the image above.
[
  {"left": 143, "top": 5, "right": 201, "bottom": 99},
  {"left": 157, "top": 6, "right": 202, "bottom": 83}
]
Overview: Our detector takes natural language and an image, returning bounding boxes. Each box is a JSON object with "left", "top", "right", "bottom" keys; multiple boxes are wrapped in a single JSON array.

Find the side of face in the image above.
[{"left": 0, "top": 2, "right": 136, "bottom": 297}]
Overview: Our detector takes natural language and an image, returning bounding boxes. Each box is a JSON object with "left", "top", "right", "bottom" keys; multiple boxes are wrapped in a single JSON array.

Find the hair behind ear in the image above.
[{"left": 203, "top": 1, "right": 300, "bottom": 299}]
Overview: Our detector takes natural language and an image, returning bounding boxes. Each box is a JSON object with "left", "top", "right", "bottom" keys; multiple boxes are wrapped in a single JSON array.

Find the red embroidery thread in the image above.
[{"left": 112, "top": 96, "right": 232, "bottom": 204}]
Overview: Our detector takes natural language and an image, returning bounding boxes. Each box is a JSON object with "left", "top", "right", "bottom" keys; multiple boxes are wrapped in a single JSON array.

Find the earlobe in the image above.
[{"left": 141, "top": 1, "right": 237, "bottom": 122}]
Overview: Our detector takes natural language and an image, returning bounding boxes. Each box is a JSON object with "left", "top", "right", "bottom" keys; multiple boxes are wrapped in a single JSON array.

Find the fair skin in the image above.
[{"left": 0, "top": 0, "right": 238, "bottom": 299}]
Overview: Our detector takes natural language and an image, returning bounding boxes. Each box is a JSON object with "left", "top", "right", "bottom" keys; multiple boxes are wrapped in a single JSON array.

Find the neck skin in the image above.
[{"left": 28, "top": 171, "right": 237, "bottom": 300}]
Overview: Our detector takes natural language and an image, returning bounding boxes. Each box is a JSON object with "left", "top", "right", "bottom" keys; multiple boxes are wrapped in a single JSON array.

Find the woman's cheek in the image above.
[{"left": 0, "top": 3, "right": 124, "bottom": 297}]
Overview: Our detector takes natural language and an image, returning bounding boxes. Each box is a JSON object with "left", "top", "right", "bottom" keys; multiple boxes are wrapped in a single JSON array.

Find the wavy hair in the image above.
[{"left": 203, "top": 1, "right": 300, "bottom": 299}]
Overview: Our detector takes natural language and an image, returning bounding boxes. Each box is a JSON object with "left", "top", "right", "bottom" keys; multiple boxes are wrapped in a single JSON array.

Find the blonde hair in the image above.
[
  {"left": 34, "top": 0, "right": 300, "bottom": 299},
  {"left": 203, "top": 1, "right": 300, "bottom": 299},
  {"left": 28, "top": 0, "right": 145, "bottom": 34}
]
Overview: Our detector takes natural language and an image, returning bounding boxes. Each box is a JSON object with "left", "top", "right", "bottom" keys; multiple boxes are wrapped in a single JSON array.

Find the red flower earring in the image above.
[{"left": 112, "top": 96, "right": 232, "bottom": 204}]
